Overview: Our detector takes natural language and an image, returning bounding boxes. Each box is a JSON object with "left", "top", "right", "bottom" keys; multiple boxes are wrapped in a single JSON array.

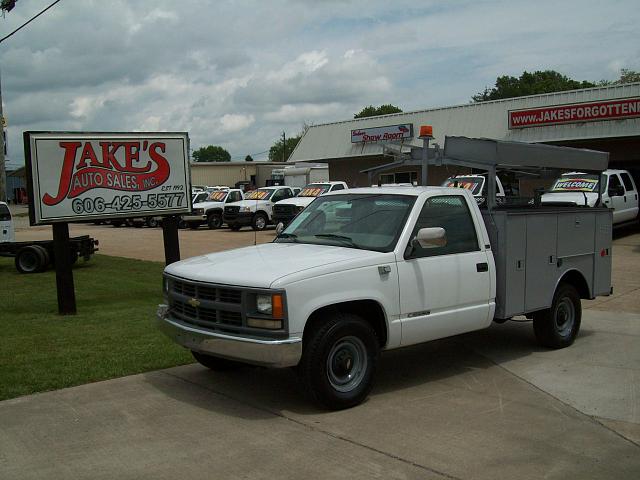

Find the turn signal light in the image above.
[{"left": 272, "top": 294, "right": 284, "bottom": 319}]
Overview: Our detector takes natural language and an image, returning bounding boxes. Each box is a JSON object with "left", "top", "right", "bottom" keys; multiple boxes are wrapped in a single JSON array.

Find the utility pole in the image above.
[
  {"left": 281, "top": 131, "right": 286, "bottom": 162},
  {"left": 0, "top": 70, "right": 5, "bottom": 202}
]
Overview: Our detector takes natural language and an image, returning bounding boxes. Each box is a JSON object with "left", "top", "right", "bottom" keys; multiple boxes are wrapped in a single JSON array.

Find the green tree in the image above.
[
  {"left": 598, "top": 68, "right": 640, "bottom": 86},
  {"left": 354, "top": 104, "right": 403, "bottom": 118},
  {"left": 269, "top": 135, "right": 300, "bottom": 162},
  {"left": 472, "top": 70, "right": 596, "bottom": 102},
  {"left": 245, "top": 155, "right": 254, "bottom": 162},
  {"left": 192, "top": 145, "right": 231, "bottom": 162}
]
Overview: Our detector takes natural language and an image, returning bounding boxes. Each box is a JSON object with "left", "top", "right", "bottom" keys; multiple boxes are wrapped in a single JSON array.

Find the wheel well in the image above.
[
  {"left": 304, "top": 300, "right": 388, "bottom": 348},
  {"left": 559, "top": 270, "right": 591, "bottom": 299},
  {"left": 255, "top": 210, "right": 268, "bottom": 218}
]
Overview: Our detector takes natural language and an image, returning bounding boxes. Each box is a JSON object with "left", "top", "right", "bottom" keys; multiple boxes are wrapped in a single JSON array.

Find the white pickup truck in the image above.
[
  {"left": 223, "top": 186, "right": 295, "bottom": 231},
  {"left": 442, "top": 174, "right": 505, "bottom": 204},
  {"left": 272, "top": 181, "right": 348, "bottom": 226},
  {"left": 157, "top": 184, "right": 612, "bottom": 410},
  {"left": 183, "top": 189, "right": 245, "bottom": 229},
  {"left": 541, "top": 170, "right": 639, "bottom": 225}
]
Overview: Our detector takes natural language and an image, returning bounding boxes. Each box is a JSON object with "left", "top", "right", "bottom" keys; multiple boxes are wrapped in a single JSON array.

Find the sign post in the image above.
[{"left": 24, "top": 131, "right": 191, "bottom": 314}]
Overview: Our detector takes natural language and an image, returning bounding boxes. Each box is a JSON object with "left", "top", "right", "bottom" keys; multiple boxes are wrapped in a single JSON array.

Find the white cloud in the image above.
[{"left": 220, "top": 114, "right": 255, "bottom": 133}]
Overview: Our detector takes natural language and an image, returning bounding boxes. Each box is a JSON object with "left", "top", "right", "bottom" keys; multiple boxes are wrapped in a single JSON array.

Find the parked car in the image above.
[
  {"left": 182, "top": 189, "right": 244, "bottom": 229},
  {"left": 273, "top": 181, "right": 348, "bottom": 226},
  {"left": 223, "top": 186, "right": 295, "bottom": 231},
  {"left": 541, "top": 169, "right": 638, "bottom": 224}
]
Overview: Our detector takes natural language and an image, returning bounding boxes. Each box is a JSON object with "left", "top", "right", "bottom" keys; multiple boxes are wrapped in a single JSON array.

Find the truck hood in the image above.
[
  {"left": 164, "top": 242, "right": 388, "bottom": 288},
  {"left": 541, "top": 192, "right": 598, "bottom": 207},
  {"left": 193, "top": 200, "right": 224, "bottom": 209},
  {"left": 275, "top": 197, "right": 316, "bottom": 207},
  {"left": 228, "top": 199, "right": 270, "bottom": 210}
]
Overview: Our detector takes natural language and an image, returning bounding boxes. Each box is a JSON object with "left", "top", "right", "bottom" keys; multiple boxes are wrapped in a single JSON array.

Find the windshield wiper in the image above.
[
  {"left": 314, "top": 233, "right": 360, "bottom": 248},
  {"left": 276, "top": 232, "right": 298, "bottom": 242}
]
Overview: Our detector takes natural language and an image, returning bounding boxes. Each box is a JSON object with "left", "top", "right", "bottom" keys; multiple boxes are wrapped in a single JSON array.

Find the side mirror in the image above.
[
  {"left": 276, "top": 222, "right": 284, "bottom": 235},
  {"left": 413, "top": 227, "right": 447, "bottom": 249}
]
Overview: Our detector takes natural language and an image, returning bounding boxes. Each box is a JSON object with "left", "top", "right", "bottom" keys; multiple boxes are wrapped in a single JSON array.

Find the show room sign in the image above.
[
  {"left": 24, "top": 132, "right": 191, "bottom": 225},
  {"left": 351, "top": 124, "right": 413, "bottom": 143},
  {"left": 509, "top": 97, "right": 640, "bottom": 129}
]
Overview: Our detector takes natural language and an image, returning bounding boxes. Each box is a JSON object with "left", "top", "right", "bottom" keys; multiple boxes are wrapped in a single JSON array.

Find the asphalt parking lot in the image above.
[{"left": 3, "top": 215, "right": 640, "bottom": 479}]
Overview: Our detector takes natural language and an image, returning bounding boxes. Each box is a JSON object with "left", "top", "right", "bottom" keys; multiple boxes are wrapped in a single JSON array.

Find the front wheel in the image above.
[
  {"left": 191, "top": 351, "right": 244, "bottom": 371},
  {"left": 298, "top": 313, "right": 379, "bottom": 410},
  {"left": 252, "top": 212, "right": 268, "bottom": 231},
  {"left": 207, "top": 213, "right": 223, "bottom": 229},
  {"left": 533, "top": 283, "right": 581, "bottom": 349}
]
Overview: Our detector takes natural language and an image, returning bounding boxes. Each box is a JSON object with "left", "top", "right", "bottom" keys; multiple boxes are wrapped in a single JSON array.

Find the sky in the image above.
[{"left": 1, "top": 0, "right": 639, "bottom": 168}]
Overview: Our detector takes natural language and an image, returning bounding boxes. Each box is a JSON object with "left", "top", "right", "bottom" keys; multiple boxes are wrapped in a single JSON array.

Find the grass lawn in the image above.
[{"left": 0, "top": 254, "right": 193, "bottom": 401}]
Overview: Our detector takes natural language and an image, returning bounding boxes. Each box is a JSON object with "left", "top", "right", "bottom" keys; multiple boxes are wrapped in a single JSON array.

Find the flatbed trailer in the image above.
[{"left": 0, "top": 235, "right": 99, "bottom": 273}]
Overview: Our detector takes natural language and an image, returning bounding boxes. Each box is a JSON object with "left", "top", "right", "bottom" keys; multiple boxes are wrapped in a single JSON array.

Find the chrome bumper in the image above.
[
  {"left": 182, "top": 214, "right": 207, "bottom": 222},
  {"left": 156, "top": 304, "right": 302, "bottom": 368}
]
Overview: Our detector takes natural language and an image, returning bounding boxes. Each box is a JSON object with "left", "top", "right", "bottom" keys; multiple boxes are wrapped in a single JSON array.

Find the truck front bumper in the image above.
[
  {"left": 156, "top": 304, "right": 302, "bottom": 368},
  {"left": 182, "top": 214, "right": 207, "bottom": 222},
  {"left": 223, "top": 212, "right": 253, "bottom": 226}
]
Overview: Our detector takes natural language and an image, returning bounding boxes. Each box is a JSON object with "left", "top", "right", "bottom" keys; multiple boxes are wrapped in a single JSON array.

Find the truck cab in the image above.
[
  {"left": 273, "top": 181, "right": 348, "bottom": 226},
  {"left": 541, "top": 170, "right": 639, "bottom": 224},
  {"left": 223, "top": 186, "right": 295, "bottom": 231},
  {"left": 183, "top": 189, "right": 244, "bottom": 229},
  {"left": 0, "top": 202, "right": 15, "bottom": 243}
]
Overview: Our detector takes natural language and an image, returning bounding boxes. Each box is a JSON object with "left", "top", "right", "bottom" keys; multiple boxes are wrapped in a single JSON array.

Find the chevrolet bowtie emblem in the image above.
[{"left": 188, "top": 298, "right": 201, "bottom": 308}]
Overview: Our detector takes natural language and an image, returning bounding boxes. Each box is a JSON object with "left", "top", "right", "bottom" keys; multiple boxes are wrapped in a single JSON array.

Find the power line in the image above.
[{"left": 0, "top": 0, "right": 62, "bottom": 44}]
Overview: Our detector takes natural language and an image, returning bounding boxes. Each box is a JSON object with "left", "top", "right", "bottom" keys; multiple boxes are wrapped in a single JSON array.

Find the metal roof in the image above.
[{"left": 289, "top": 83, "right": 640, "bottom": 163}]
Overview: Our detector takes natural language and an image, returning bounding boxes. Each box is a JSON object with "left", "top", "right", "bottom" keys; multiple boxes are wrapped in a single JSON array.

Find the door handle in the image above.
[{"left": 476, "top": 262, "right": 488, "bottom": 272}]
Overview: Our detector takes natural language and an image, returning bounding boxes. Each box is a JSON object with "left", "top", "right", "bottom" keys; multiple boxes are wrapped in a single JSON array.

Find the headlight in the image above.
[
  {"left": 240, "top": 206, "right": 252, "bottom": 212},
  {"left": 256, "top": 294, "right": 272, "bottom": 314}
]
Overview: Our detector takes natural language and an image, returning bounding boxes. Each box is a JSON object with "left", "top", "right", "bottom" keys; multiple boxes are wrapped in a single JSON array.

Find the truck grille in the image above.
[
  {"left": 273, "top": 204, "right": 298, "bottom": 219},
  {"left": 168, "top": 277, "right": 244, "bottom": 333},
  {"left": 224, "top": 205, "right": 240, "bottom": 219}
]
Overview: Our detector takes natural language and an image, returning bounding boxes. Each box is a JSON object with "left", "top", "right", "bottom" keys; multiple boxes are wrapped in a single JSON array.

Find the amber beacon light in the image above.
[{"left": 419, "top": 125, "right": 434, "bottom": 138}]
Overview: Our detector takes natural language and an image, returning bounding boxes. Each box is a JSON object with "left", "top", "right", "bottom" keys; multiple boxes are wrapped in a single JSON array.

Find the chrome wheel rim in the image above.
[
  {"left": 555, "top": 297, "right": 575, "bottom": 337},
  {"left": 255, "top": 216, "right": 266, "bottom": 229},
  {"left": 326, "top": 336, "right": 368, "bottom": 393}
]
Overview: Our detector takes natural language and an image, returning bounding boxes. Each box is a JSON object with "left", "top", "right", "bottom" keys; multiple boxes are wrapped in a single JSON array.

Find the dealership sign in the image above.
[
  {"left": 24, "top": 132, "right": 191, "bottom": 225},
  {"left": 509, "top": 97, "right": 640, "bottom": 129},
  {"left": 351, "top": 124, "right": 413, "bottom": 143}
]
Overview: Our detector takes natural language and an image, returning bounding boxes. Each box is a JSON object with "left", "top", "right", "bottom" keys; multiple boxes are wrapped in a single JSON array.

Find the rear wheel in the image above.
[
  {"left": 207, "top": 212, "right": 223, "bottom": 229},
  {"left": 191, "top": 351, "right": 244, "bottom": 371},
  {"left": 298, "top": 313, "right": 379, "bottom": 410},
  {"left": 533, "top": 283, "right": 581, "bottom": 348},
  {"left": 252, "top": 212, "right": 268, "bottom": 231},
  {"left": 15, "top": 245, "right": 48, "bottom": 274}
]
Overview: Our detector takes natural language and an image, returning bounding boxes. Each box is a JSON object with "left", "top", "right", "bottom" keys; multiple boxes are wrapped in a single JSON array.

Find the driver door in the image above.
[{"left": 396, "top": 195, "right": 493, "bottom": 346}]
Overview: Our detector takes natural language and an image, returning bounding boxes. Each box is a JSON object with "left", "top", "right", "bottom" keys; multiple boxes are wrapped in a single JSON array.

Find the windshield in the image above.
[
  {"left": 275, "top": 194, "right": 416, "bottom": 252},
  {"left": 550, "top": 174, "right": 600, "bottom": 192},
  {"left": 245, "top": 189, "right": 274, "bottom": 200},
  {"left": 208, "top": 191, "right": 228, "bottom": 202},
  {"left": 442, "top": 177, "right": 484, "bottom": 195},
  {"left": 298, "top": 184, "right": 332, "bottom": 197}
]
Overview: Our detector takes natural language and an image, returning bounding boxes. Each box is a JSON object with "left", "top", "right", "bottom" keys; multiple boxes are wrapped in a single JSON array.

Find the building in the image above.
[
  {"left": 189, "top": 162, "right": 287, "bottom": 188},
  {"left": 289, "top": 83, "right": 640, "bottom": 190},
  {"left": 6, "top": 166, "right": 26, "bottom": 204}
]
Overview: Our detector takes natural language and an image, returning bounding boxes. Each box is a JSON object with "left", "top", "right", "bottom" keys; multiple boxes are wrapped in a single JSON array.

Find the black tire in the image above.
[
  {"left": 252, "top": 212, "right": 268, "bottom": 231},
  {"left": 187, "top": 222, "right": 200, "bottom": 230},
  {"left": 207, "top": 212, "right": 223, "bottom": 230},
  {"left": 298, "top": 313, "right": 379, "bottom": 410},
  {"left": 191, "top": 351, "right": 244, "bottom": 371},
  {"left": 533, "top": 283, "right": 581, "bottom": 349},
  {"left": 146, "top": 217, "right": 159, "bottom": 228},
  {"left": 15, "top": 245, "right": 47, "bottom": 274},
  {"left": 229, "top": 223, "right": 241, "bottom": 231},
  {"left": 178, "top": 219, "right": 187, "bottom": 229}
]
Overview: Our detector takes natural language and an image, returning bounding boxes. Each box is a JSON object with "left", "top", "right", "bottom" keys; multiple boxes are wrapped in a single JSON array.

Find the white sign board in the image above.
[
  {"left": 25, "top": 132, "right": 191, "bottom": 225},
  {"left": 351, "top": 123, "right": 413, "bottom": 143}
]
